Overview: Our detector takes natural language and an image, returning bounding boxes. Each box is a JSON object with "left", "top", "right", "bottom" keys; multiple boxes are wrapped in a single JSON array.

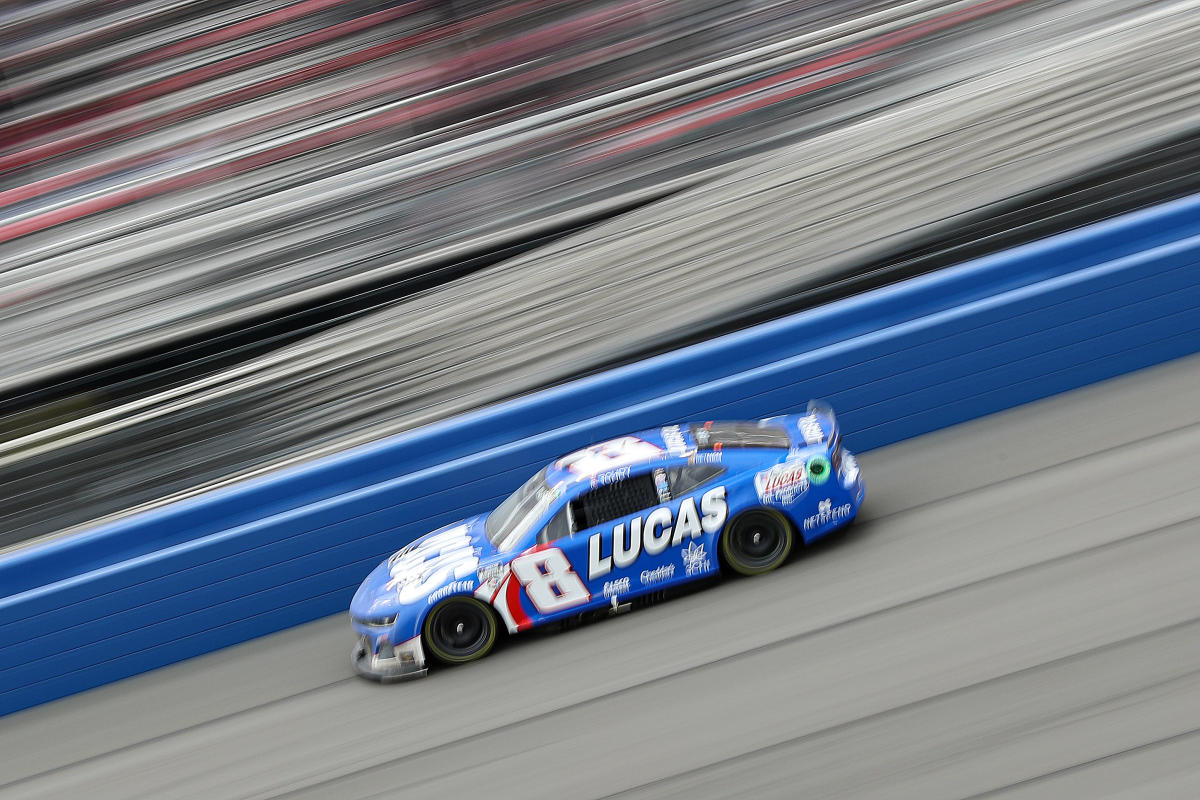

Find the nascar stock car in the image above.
[{"left": 350, "top": 400, "right": 865, "bottom": 680}]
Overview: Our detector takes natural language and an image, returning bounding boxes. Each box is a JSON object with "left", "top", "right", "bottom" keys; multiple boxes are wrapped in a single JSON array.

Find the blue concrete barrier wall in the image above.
[{"left": 3, "top": 193, "right": 1200, "bottom": 716}]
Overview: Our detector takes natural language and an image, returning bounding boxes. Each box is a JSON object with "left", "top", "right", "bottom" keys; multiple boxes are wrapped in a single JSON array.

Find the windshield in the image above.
[{"left": 485, "top": 467, "right": 555, "bottom": 550}]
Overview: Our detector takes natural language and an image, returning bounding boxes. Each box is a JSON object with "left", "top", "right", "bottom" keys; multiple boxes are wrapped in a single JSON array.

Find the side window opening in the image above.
[
  {"left": 539, "top": 505, "right": 572, "bottom": 543},
  {"left": 666, "top": 465, "right": 726, "bottom": 496},
  {"left": 570, "top": 474, "right": 659, "bottom": 531}
]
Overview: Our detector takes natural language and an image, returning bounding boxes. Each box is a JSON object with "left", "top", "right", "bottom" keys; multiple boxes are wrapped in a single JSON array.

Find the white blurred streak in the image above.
[{"left": 2, "top": 0, "right": 1199, "bottom": 542}]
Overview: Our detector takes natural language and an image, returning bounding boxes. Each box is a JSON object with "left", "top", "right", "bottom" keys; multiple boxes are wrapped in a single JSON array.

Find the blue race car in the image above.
[{"left": 350, "top": 400, "right": 864, "bottom": 681}]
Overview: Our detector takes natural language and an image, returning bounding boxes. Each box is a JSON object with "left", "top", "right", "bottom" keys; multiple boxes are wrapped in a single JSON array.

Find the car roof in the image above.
[{"left": 542, "top": 420, "right": 793, "bottom": 492}]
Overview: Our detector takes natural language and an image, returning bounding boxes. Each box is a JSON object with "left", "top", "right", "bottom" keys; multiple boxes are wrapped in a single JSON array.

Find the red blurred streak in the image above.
[
  {"left": 0, "top": 12, "right": 650, "bottom": 242},
  {"left": 0, "top": 0, "right": 1028, "bottom": 243},
  {"left": 0, "top": 1, "right": 199, "bottom": 72},
  {"left": 0, "top": 1, "right": 430, "bottom": 147},
  {"left": 118, "top": 0, "right": 371, "bottom": 71},
  {"left": 0, "top": 0, "right": 550, "bottom": 176},
  {"left": 586, "top": 0, "right": 1034, "bottom": 153},
  {"left": 0, "top": 32, "right": 641, "bottom": 210},
  {"left": 0, "top": 3, "right": 642, "bottom": 207}
]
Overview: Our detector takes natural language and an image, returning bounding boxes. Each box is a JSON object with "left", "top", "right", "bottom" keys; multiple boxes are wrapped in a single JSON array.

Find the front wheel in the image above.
[
  {"left": 720, "top": 509, "right": 795, "bottom": 576},
  {"left": 423, "top": 596, "right": 498, "bottom": 665}
]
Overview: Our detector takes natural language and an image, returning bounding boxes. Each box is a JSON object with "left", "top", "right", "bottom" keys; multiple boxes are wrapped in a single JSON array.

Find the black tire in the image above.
[
  {"left": 719, "top": 509, "right": 795, "bottom": 576},
  {"left": 423, "top": 596, "right": 498, "bottom": 665}
]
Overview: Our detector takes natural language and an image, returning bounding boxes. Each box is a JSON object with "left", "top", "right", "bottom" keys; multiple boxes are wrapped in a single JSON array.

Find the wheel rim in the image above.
[
  {"left": 431, "top": 601, "right": 489, "bottom": 658},
  {"left": 730, "top": 513, "right": 788, "bottom": 569}
]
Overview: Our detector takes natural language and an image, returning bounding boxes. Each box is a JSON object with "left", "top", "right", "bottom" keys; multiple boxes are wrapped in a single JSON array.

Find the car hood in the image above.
[{"left": 350, "top": 514, "right": 496, "bottom": 621}]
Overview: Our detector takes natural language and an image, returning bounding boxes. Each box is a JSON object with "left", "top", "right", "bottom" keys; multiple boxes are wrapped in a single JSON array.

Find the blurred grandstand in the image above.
[{"left": 2, "top": 0, "right": 1200, "bottom": 546}]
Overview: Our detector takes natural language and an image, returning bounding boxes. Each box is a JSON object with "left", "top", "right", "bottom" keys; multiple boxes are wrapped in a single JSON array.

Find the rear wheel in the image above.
[
  {"left": 720, "top": 509, "right": 794, "bottom": 576},
  {"left": 423, "top": 596, "right": 498, "bottom": 665}
]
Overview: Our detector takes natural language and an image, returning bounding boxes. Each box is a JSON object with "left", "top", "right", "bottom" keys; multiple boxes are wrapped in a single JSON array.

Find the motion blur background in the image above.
[
  {"left": 4, "top": 2, "right": 1200, "bottom": 797},
  {"left": 2, "top": 0, "right": 1199, "bottom": 542}
]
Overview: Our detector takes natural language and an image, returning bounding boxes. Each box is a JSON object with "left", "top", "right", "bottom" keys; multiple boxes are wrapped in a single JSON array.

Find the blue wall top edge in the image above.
[{"left": 4, "top": 191, "right": 1200, "bottom": 593}]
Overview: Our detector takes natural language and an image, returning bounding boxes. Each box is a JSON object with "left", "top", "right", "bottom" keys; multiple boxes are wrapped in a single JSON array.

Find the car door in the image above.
[
  {"left": 534, "top": 471, "right": 662, "bottom": 615},
  {"left": 661, "top": 464, "right": 728, "bottom": 580},
  {"left": 501, "top": 500, "right": 595, "bottom": 626}
]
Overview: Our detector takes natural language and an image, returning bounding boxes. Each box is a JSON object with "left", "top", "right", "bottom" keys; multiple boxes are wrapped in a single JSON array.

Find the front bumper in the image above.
[{"left": 352, "top": 633, "right": 428, "bottom": 682}]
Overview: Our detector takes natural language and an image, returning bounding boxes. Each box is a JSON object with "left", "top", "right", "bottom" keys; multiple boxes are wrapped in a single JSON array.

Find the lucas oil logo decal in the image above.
[
  {"left": 588, "top": 486, "right": 728, "bottom": 579},
  {"left": 755, "top": 462, "right": 808, "bottom": 505}
]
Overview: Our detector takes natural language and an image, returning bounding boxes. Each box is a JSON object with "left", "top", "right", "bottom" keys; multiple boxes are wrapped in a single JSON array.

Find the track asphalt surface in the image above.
[{"left": 2, "top": 353, "right": 1199, "bottom": 798}]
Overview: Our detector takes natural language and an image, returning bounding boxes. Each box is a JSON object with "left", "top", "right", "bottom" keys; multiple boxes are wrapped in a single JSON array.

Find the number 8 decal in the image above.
[{"left": 511, "top": 548, "right": 590, "bottom": 614}]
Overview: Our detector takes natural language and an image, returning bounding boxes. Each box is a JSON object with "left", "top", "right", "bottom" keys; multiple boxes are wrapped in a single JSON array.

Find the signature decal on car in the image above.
[{"left": 641, "top": 564, "right": 676, "bottom": 585}]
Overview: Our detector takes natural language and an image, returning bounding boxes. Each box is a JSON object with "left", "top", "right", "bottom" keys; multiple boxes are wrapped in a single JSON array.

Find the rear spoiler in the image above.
[{"left": 799, "top": 399, "right": 840, "bottom": 450}]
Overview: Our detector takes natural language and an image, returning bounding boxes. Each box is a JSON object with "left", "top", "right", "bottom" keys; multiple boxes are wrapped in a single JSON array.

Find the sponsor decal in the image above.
[
  {"left": 593, "top": 465, "right": 632, "bottom": 487},
  {"left": 475, "top": 562, "right": 510, "bottom": 598},
  {"left": 386, "top": 526, "right": 480, "bottom": 605},
  {"left": 588, "top": 486, "right": 728, "bottom": 579},
  {"left": 806, "top": 455, "right": 832, "bottom": 485},
  {"left": 557, "top": 437, "right": 663, "bottom": 476},
  {"left": 603, "top": 576, "right": 631, "bottom": 598},
  {"left": 661, "top": 424, "right": 688, "bottom": 455},
  {"left": 840, "top": 451, "right": 860, "bottom": 485},
  {"left": 428, "top": 579, "right": 476, "bottom": 605},
  {"left": 755, "top": 461, "right": 809, "bottom": 505},
  {"left": 803, "top": 498, "right": 853, "bottom": 532},
  {"left": 641, "top": 564, "right": 676, "bottom": 585},
  {"left": 798, "top": 414, "right": 825, "bottom": 444},
  {"left": 688, "top": 452, "right": 723, "bottom": 465},
  {"left": 681, "top": 541, "right": 711, "bottom": 576},
  {"left": 653, "top": 467, "right": 671, "bottom": 502}
]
